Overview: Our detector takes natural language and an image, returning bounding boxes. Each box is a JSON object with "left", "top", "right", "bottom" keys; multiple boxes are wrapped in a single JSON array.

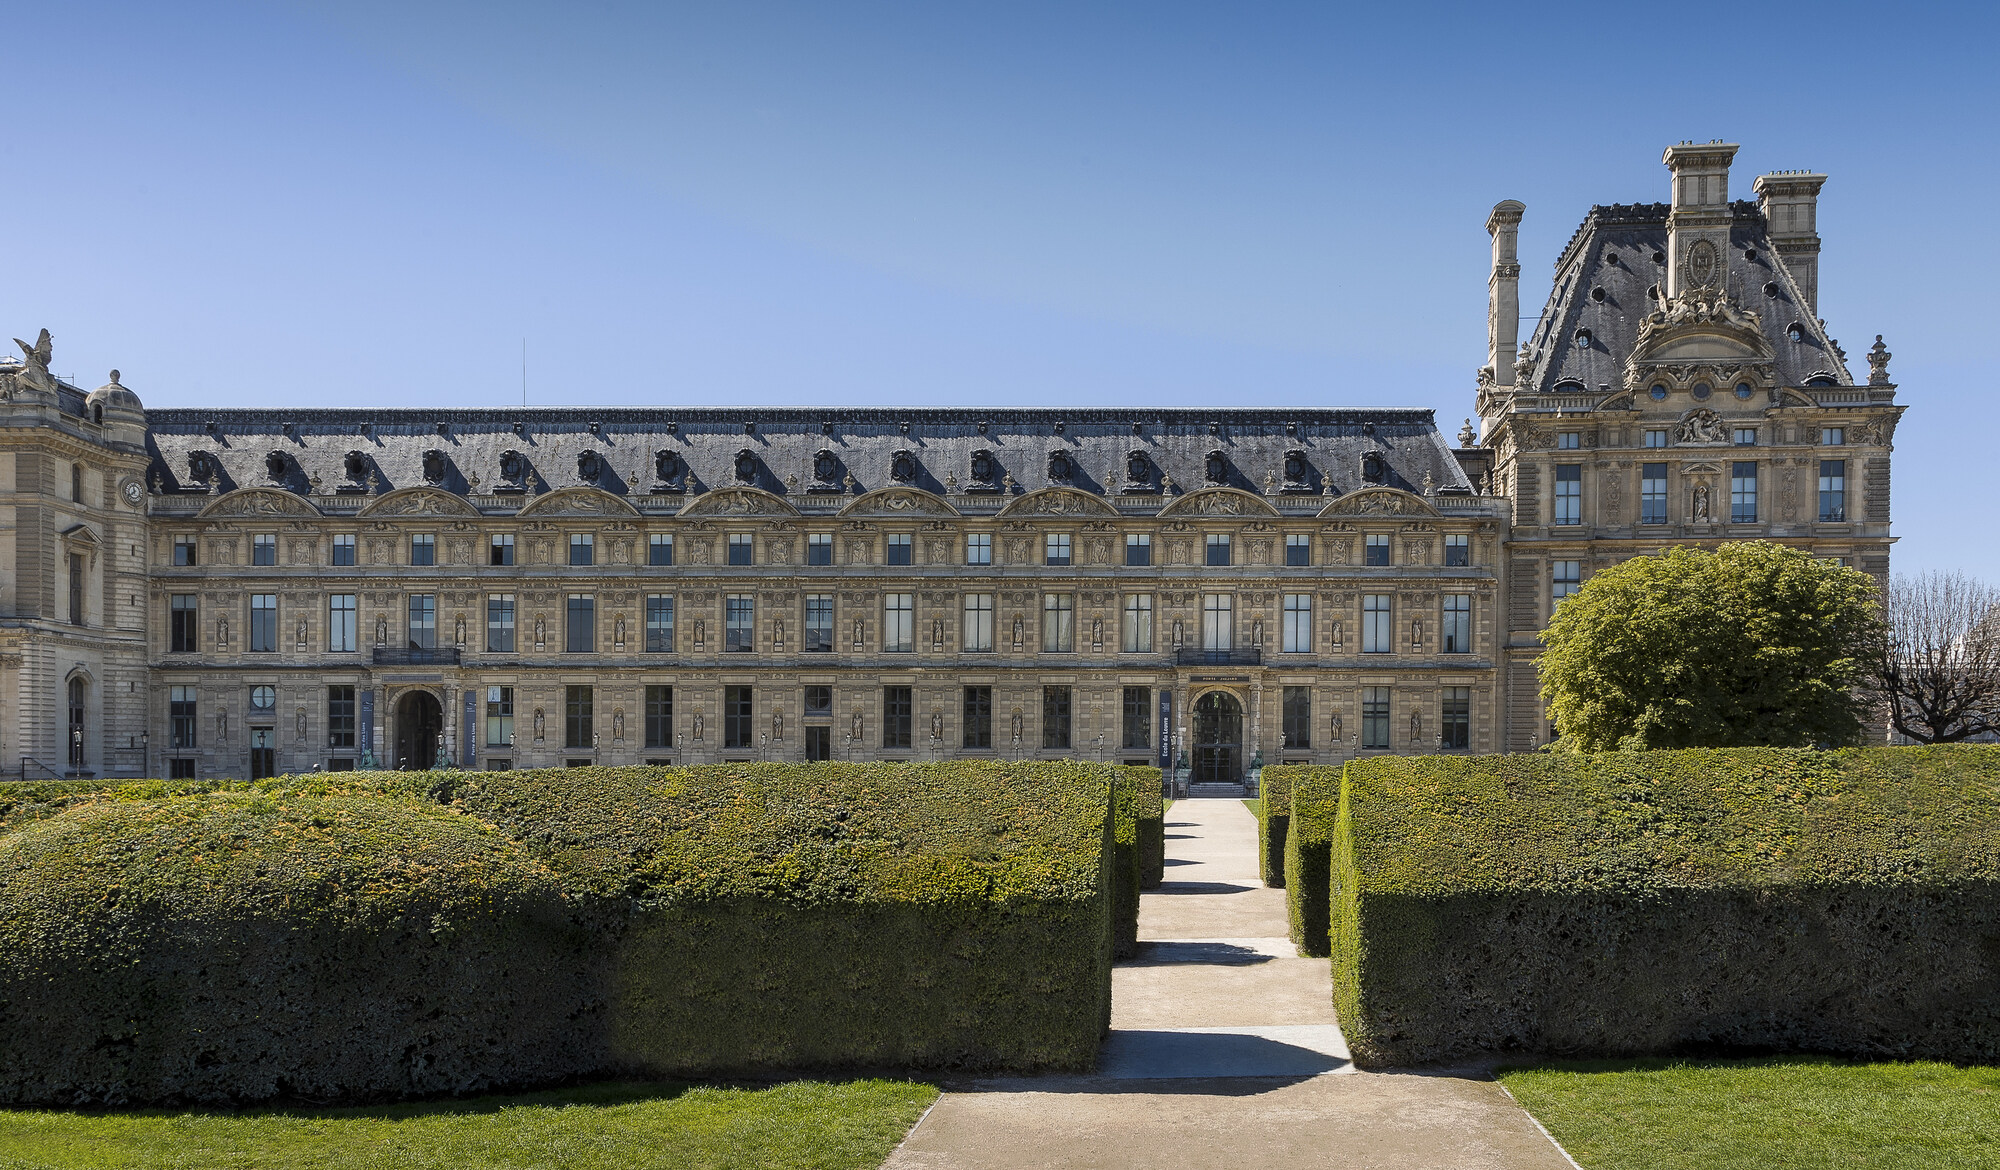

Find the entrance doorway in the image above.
[
  {"left": 67, "top": 677, "right": 86, "bottom": 772},
  {"left": 394, "top": 691, "right": 444, "bottom": 770},
  {"left": 1192, "top": 691, "right": 1242, "bottom": 783},
  {"left": 250, "top": 728, "right": 276, "bottom": 780},
  {"left": 805, "top": 726, "right": 831, "bottom": 762}
]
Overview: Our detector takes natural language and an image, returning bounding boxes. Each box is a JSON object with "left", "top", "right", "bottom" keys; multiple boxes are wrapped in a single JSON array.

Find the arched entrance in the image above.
[
  {"left": 67, "top": 677, "right": 87, "bottom": 773},
  {"left": 394, "top": 690, "right": 444, "bottom": 770},
  {"left": 1192, "top": 691, "right": 1242, "bottom": 784}
]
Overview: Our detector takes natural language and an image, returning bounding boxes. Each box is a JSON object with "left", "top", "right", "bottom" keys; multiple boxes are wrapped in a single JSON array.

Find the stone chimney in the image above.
[
  {"left": 1662, "top": 140, "right": 1739, "bottom": 299},
  {"left": 1754, "top": 170, "right": 1827, "bottom": 314},
  {"left": 1485, "top": 200, "right": 1525, "bottom": 388}
]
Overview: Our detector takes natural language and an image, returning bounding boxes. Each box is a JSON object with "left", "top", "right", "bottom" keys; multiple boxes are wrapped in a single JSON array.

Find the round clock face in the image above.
[{"left": 122, "top": 480, "right": 143, "bottom": 505}]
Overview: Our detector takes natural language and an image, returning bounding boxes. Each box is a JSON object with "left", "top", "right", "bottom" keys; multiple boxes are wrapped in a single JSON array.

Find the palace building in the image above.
[{"left": 0, "top": 141, "right": 1902, "bottom": 785}]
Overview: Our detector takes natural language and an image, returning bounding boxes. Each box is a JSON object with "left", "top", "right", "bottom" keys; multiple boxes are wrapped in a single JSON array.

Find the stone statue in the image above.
[
  {"left": 851, "top": 712, "right": 863, "bottom": 740},
  {"left": 1331, "top": 619, "right": 1343, "bottom": 645},
  {"left": 693, "top": 619, "right": 704, "bottom": 645},
  {"left": 296, "top": 616, "right": 308, "bottom": 646},
  {"left": 1012, "top": 615, "right": 1026, "bottom": 647},
  {"left": 296, "top": 706, "right": 307, "bottom": 741},
  {"left": 1675, "top": 409, "right": 1728, "bottom": 445},
  {"left": 931, "top": 617, "right": 944, "bottom": 648},
  {"left": 613, "top": 614, "right": 626, "bottom": 645},
  {"left": 533, "top": 708, "right": 546, "bottom": 741},
  {"left": 932, "top": 712, "right": 944, "bottom": 741},
  {"left": 1409, "top": 711, "right": 1422, "bottom": 743},
  {"left": 1411, "top": 616, "right": 1424, "bottom": 647},
  {"left": 1329, "top": 711, "right": 1342, "bottom": 739},
  {"left": 8, "top": 329, "right": 54, "bottom": 395},
  {"left": 1173, "top": 619, "right": 1185, "bottom": 648},
  {"left": 772, "top": 711, "right": 785, "bottom": 740},
  {"left": 218, "top": 615, "right": 231, "bottom": 645},
  {"left": 1011, "top": 712, "right": 1023, "bottom": 743},
  {"left": 534, "top": 614, "right": 548, "bottom": 644},
  {"left": 1251, "top": 618, "right": 1263, "bottom": 647},
  {"left": 693, "top": 712, "right": 704, "bottom": 740},
  {"left": 613, "top": 708, "right": 625, "bottom": 741},
  {"left": 1091, "top": 617, "right": 1103, "bottom": 645},
  {"left": 854, "top": 617, "right": 865, "bottom": 646},
  {"left": 455, "top": 613, "right": 467, "bottom": 645},
  {"left": 774, "top": 617, "right": 785, "bottom": 645},
  {"left": 1692, "top": 484, "right": 1711, "bottom": 522},
  {"left": 375, "top": 615, "right": 388, "bottom": 645},
  {"left": 217, "top": 707, "right": 229, "bottom": 743}
]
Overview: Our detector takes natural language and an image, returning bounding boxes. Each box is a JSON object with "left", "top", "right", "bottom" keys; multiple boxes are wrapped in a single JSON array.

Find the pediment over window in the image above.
[
  {"left": 996, "top": 487, "right": 1118, "bottom": 519},
  {"left": 1317, "top": 487, "right": 1439, "bottom": 519},
  {"left": 1156, "top": 487, "right": 1281, "bottom": 519},
  {"left": 195, "top": 486, "right": 323, "bottom": 519},
  {"left": 679, "top": 486, "right": 801, "bottom": 519},
  {"left": 516, "top": 486, "right": 642, "bottom": 518},
  {"left": 59, "top": 523, "right": 101, "bottom": 568},
  {"left": 357, "top": 486, "right": 482, "bottom": 519}
]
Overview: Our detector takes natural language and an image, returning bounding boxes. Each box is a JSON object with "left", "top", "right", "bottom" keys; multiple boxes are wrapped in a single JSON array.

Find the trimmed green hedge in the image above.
[
  {"left": 1118, "top": 766, "right": 1165, "bottom": 890},
  {"left": 1279, "top": 766, "right": 1340, "bottom": 955},
  {"left": 0, "top": 762, "right": 1117, "bottom": 1105},
  {"left": 1258, "top": 765, "right": 1298, "bottom": 889},
  {"left": 1109, "top": 771, "right": 1140, "bottom": 958},
  {"left": 1324, "top": 746, "right": 2000, "bottom": 1067}
]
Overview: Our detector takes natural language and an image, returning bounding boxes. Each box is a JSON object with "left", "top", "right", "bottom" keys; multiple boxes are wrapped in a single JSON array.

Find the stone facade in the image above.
[{"left": 0, "top": 141, "right": 1900, "bottom": 780}]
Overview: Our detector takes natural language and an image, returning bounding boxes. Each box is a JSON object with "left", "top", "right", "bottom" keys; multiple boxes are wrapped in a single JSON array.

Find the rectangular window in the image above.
[
  {"left": 645, "top": 685, "right": 673, "bottom": 749},
  {"left": 1441, "top": 687, "right": 1471, "bottom": 750},
  {"left": 407, "top": 593, "right": 436, "bottom": 650},
  {"left": 725, "top": 594, "right": 755, "bottom": 652},
  {"left": 965, "top": 533, "right": 991, "bottom": 565},
  {"left": 723, "top": 685, "right": 753, "bottom": 749},
  {"left": 328, "top": 685, "right": 356, "bottom": 749},
  {"left": 1731, "top": 461, "right": 1758, "bottom": 523},
  {"left": 332, "top": 534, "right": 357, "bottom": 565},
  {"left": 1819, "top": 460, "right": 1847, "bottom": 521},
  {"left": 963, "top": 686, "right": 993, "bottom": 749},
  {"left": 1444, "top": 534, "right": 1470, "bottom": 566},
  {"left": 1641, "top": 463, "right": 1668, "bottom": 524},
  {"left": 1441, "top": 594, "right": 1472, "bottom": 654},
  {"left": 1045, "top": 533, "right": 1071, "bottom": 566},
  {"left": 805, "top": 594, "right": 834, "bottom": 652},
  {"left": 328, "top": 593, "right": 357, "bottom": 652},
  {"left": 1361, "top": 594, "right": 1392, "bottom": 653},
  {"left": 168, "top": 758, "right": 197, "bottom": 779},
  {"left": 884, "top": 593, "right": 914, "bottom": 652},
  {"left": 646, "top": 594, "right": 675, "bottom": 652},
  {"left": 1125, "top": 534, "right": 1152, "bottom": 566},
  {"left": 804, "top": 685, "right": 833, "bottom": 717},
  {"left": 803, "top": 533, "right": 831, "bottom": 566},
  {"left": 648, "top": 534, "right": 674, "bottom": 566},
  {"left": 1122, "top": 594, "right": 1153, "bottom": 653},
  {"left": 249, "top": 594, "right": 278, "bottom": 652},
  {"left": 1734, "top": 428, "right": 1759, "bottom": 446},
  {"left": 170, "top": 686, "right": 198, "bottom": 749},
  {"left": 564, "top": 685, "right": 593, "bottom": 749},
  {"left": 1821, "top": 426, "right": 1846, "bottom": 446},
  {"left": 1362, "top": 686, "right": 1390, "bottom": 751},
  {"left": 253, "top": 534, "right": 277, "bottom": 566},
  {"left": 1557, "top": 431, "right": 1581, "bottom": 449},
  {"left": 1282, "top": 686, "right": 1311, "bottom": 750},
  {"left": 1554, "top": 464, "right": 1582, "bottom": 525},
  {"left": 72, "top": 463, "right": 82, "bottom": 504},
  {"left": 803, "top": 725, "right": 829, "bottom": 761},
  {"left": 886, "top": 533, "right": 913, "bottom": 566},
  {"left": 1042, "top": 594, "right": 1074, "bottom": 653},
  {"left": 1282, "top": 594, "right": 1313, "bottom": 653},
  {"left": 1202, "top": 593, "right": 1234, "bottom": 651},
  {"left": 568, "top": 533, "right": 594, "bottom": 566},
  {"left": 727, "top": 533, "right": 754, "bottom": 566},
  {"left": 486, "top": 594, "right": 515, "bottom": 652},
  {"left": 1205, "top": 534, "right": 1232, "bottom": 566},
  {"left": 962, "top": 593, "right": 994, "bottom": 652},
  {"left": 1285, "top": 534, "right": 1311, "bottom": 566},
  {"left": 173, "top": 536, "right": 197, "bottom": 566},
  {"left": 411, "top": 534, "right": 436, "bottom": 566},
  {"left": 1365, "top": 534, "right": 1391, "bottom": 566},
  {"left": 1552, "top": 560, "right": 1582, "bottom": 606},
  {"left": 68, "top": 553, "right": 83, "bottom": 626},
  {"left": 170, "top": 593, "right": 198, "bottom": 652},
  {"left": 1644, "top": 429, "right": 1669, "bottom": 449},
  {"left": 1122, "top": 687, "right": 1151, "bottom": 750},
  {"left": 485, "top": 686, "right": 514, "bottom": 747},
  {"left": 1042, "top": 686, "right": 1072, "bottom": 750},
  {"left": 883, "top": 686, "right": 913, "bottom": 750},
  {"left": 490, "top": 534, "right": 515, "bottom": 566},
  {"left": 565, "top": 594, "right": 594, "bottom": 653}
]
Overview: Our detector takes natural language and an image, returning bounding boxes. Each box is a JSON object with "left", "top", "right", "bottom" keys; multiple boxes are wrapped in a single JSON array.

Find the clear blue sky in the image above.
[{"left": 4, "top": 2, "right": 1992, "bottom": 576}]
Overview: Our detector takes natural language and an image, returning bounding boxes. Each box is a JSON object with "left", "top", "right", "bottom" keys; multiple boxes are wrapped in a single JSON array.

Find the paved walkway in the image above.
[{"left": 883, "top": 798, "right": 1576, "bottom": 1169}]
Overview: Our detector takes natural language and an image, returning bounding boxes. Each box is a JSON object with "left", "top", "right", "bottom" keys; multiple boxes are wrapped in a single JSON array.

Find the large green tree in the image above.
[{"left": 1538, "top": 542, "right": 1882, "bottom": 750}]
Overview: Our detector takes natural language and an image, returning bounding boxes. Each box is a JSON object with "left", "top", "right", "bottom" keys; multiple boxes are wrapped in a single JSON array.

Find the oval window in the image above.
[
  {"left": 1649, "top": 385, "right": 1668, "bottom": 401},
  {"left": 250, "top": 685, "right": 276, "bottom": 712},
  {"left": 1735, "top": 383, "right": 1754, "bottom": 399},
  {"left": 1692, "top": 383, "right": 1713, "bottom": 400},
  {"left": 1787, "top": 323, "right": 1807, "bottom": 343}
]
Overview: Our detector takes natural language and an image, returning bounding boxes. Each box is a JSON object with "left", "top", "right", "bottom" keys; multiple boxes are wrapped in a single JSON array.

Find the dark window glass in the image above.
[
  {"left": 1042, "top": 685, "right": 1072, "bottom": 750},
  {"left": 250, "top": 594, "right": 278, "bottom": 652},
  {"left": 489, "top": 534, "right": 514, "bottom": 565},
  {"left": 64, "top": 553, "right": 82, "bottom": 624},
  {"left": 1205, "top": 535, "right": 1231, "bottom": 566},
  {"left": 1362, "top": 687, "right": 1390, "bottom": 750},
  {"left": 1731, "top": 461, "right": 1758, "bottom": 523},
  {"left": 647, "top": 534, "right": 673, "bottom": 566},
  {"left": 725, "top": 595, "right": 754, "bottom": 653},
  {"left": 1641, "top": 463, "right": 1668, "bottom": 524},
  {"left": 406, "top": 593, "right": 436, "bottom": 650},
  {"left": 569, "top": 534, "right": 594, "bottom": 566},
  {"left": 332, "top": 534, "right": 357, "bottom": 565},
  {"left": 807, "top": 534, "right": 833, "bottom": 565},
  {"left": 728, "top": 533, "right": 754, "bottom": 565},
  {"left": 805, "top": 595, "right": 833, "bottom": 652},
  {"left": 485, "top": 686, "right": 513, "bottom": 747},
  {"left": 170, "top": 686, "right": 198, "bottom": 749},
  {"left": 1285, "top": 535, "right": 1311, "bottom": 567},
  {"left": 723, "top": 685, "right": 753, "bottom": 749},
  {"left": 564, "top": 685, "right": 593, "bottom": 748},
  {"left": 1444, "top": 535, "right": 1470, "bottom": 566},
  {"left": 328, "top": 685, "right": 355, "bottom": 748},
  {"left": 963, "top": 686, "right": 992, "bottom": 749},
  {"left": 252, "top": 534, "right": 277, "bottom": 566},
  {"left": 174, "top": 537, "right": 197, "bottom": 567},
  {"left": 487, "top": 594, "right": 515, "bottom": 652},
  {"left": 1122, "top": 686, "right": 1150, "bottom": 750},
  {"left": 410, "top": 534, "right": 436, "bottom": 566},
  {"left": 805, "top": 725, "right": 830, "bottom": 761},
  {"left": 883, "top": 686, "right": 913, "bottom": 749},
  {"left": 1554, "top": 463, "right": 1582, "bottom": 525},
  {"left": 1282, "top": 686, "right": 1311, "bottom": 750},
  {"left": 886, "top": 534, "right": 913, "bottom": 566},
  {"left": 646, "top": 594, "right": 675, "bottom": 652},
  {"left": 169, "top": 758, "right": 197, "bottom": 779},
  {"left": 1125, "top": 534, "right": 1152, "bottom": 566},
  {"left": 170, "top": 593, "right": 198, "bottom": 652},
  {"left": 566, "top": 594, "right": 594, "bottom": 653},
  {"left": 1819, "top": 460, "right": 1846, "bottom": 522},
  {"left": 1365, "top": 535, "right": 1390, "bottom": 566},
  {"left": 1442, "top": 687, "right": 1471, "bottom": 750},
  {"left": 804, "top": 685, "right": 832, "bottom": 716},
  {"left": 645, "top": 685, "right": 673, "bottom": 749}
]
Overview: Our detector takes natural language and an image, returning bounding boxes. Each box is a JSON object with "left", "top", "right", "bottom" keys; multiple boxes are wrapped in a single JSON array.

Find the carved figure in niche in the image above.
[
  {"left": 655, "top": 449, "right": 681, "bottom": 482},
  {"left": 853, "top": 617, "right": 865, "bottom": 645},
  {"left": 500, "top": 450, "right": 527, "bottom": 483},
  {"left": 1331, "top": 619, "right": 1343, "bottom": 644},
  {"left": 1010, "top": 712, "right": 1023, "bottom": 743},
  {"left": 578, "top": 450, "right": 603, "bottom": 483},
  {"left": 1409, "top": 711, "right": 1422, "bottom": 743},
  {"left": 814, "top": 449, "right": 840, "bottom": 484},
  {"left": 932, "top": 617, "right": 944, "bottom": 647},
  {"left": 423, "top": 449, "right": 447, "bottom": 483},
  {"left": 1676, "top": 409, "right": 1727, "bottom": 445},
  {"left": 970, "top": 449, "right": 995, "bottom": 485},
  {"left": 613, "top": 614, "right": 626, "bottom": 645},
  {"left": 296, "top": 706, "right": 307, "bottom": 741},
  {"left": 266, "top": 450, "right": 289, "bottom": 481},
  {"left": 693, "top": 619, "right": 705, "bottom": 645},
  {"left": 772, "top": 711, "right": 785, "bottom": 741},
  {"left": 296, "top": 616, "right": 308, "bottom": 646},
  {"left": 1048, "top": 451, "right": 1073, "bottom": 483},
  {"left": 1012, "top": 615, "right": 1026, "bottom": 647},
  {"left": 1173, "top": 619, "right": 1185, "bottom": 648},
  {"left": 693, "top": 712, "right": 704, "bottom": 740},
  {"left": 534, "top": 614, "right": 548, "bottom": 644},
  {"left": 1691, "top": 484, "right": 1711, "bottom": 522},
  {"left": 892, "top": 449, "right": 917, "bottom": 483},
  {"left": 1092, "top": 616, "right": 1104, "bottom": 645},
  {"left": 1205, "top": 450, "right": 1227, "bottom": 484},
  {"left": 1251, "top": 617, "right": 1263, "bottom": 646},
  {"left": 533, "top": 708, "right": 546, "bottom": 741},
  {"left": 734, "top": 448, "right": 758, "bottom": 483},
  {"left": 851, "top": 712, "right": 863, "bottom": 741},
  {"left": 451, "top": 613, "right": 465, "bottom": 645},
  {"left": 1330, "top": 711, "right": 1342, "bottom": 740},
  {"left": 774, "top": 617, "right": 785, "bottom": 644},
  {"left": 374, "top": 614, "right": 387, "bottom": 645},
  {"left": 932, "top": 712, "right": 944, "bottom": 742},
  {"left": 217, "top": 708, "right": 228, "bottom": 743},
  {"left": 1126, "top": 450, "right": 1149, "bottom": 485},
  {"left": 1283, "top": 449, "right": 1309, "bottom": 486},
  {"left": 1411, "top": 616, "right": 1424, "bottom": 647},
  {"left": 613, "top": 708, "right": 624, "bottom": 742}
]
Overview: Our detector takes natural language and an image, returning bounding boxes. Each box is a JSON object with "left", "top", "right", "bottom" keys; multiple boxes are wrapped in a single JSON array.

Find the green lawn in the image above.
[
  {"left": 1241, "top": 797, "right": 1260, "bottom": 819},
  {"left": 1500, "top": 1057, "right": 2000, "bottom": 1169},
  {"left": 0, "top": 1079, "right": 938, "bottom": 1170}
]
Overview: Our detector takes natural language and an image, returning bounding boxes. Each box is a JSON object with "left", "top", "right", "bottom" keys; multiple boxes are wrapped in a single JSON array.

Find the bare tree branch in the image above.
[{"left": 1873, "top": 572, "right": 2000, "bottom": 743}]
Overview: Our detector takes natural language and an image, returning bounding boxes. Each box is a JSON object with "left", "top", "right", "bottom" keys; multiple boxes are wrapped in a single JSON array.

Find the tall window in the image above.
[
  {"left": 1641, "top": 463, "right": 1668, "bottom": 524},
  {"left": 332, "top": 534, "right": 357, "bottom": 565},
  {"left": 170, "top": 686, "right": 198, "bottom": 748},
  {"left": 252, "top": 534, "right": 277, "bottom": 566},
  {"left": 728, "top": 533, "right": 754, "bottom": 566},
  {"left": 249, "top": 594, "right": 278, "bottom": 652},
  {"left": 569, "top": 533, "right": 594, "bottom": 566},
  {"left": 887, "top": 533, "right": 913, "bottom": 565},
  {"left": 963, "top": 686, "right": 992, "bottom": 749},
  {"left": 806, "top": 533, "right": 832, "bottom": 565},
  {"left": 1202, "top": 594, "right": 1233, "bottom": 651},
  {"left": 1362, "top": 594, "right": 1392, "bottom": 653},
  {"left": 1730, "top": 461, "right": 1758, "bottom": 522},
  {"left": 1442, "top": 594, "right": 1471, "bottom": 654},
  {"left": 1122, "top": 686, "right": 1150, "bottom": 749},
  {"left": 1362, "top": 686, "right": 1390, "bottom": 750},
  {"left": 411, "top": 534, "right": 436, "bottom": 566},
  {"left": 962, "top": 593, "right": 993, "bottom": 652},
  {"left": 173, "top": 536, "right": 198, "bottom": 566},
  {"left": 1445, "top": 534, "right": 1470, "bottom": 566},
  {"left": 68, "top": 553, "right": 83, "bottom": 626},
  {"left": 965, "top": 533, "right": 991, "bottom": 565},
  {"left": 884, "top": 594, "right": 914, "bottom": 652},
  {"left": 564, "top": 685, "right": 593, "bottom": 748},
  {"left": 328, "top": 685, "right": 356, "bottom": 749},
  {"left": 883, "top": 686, "right": 913, "bottom": 749},
  {"left": 646, "top": 594, "right": 675, "bottom": 652},
  {"left": 645, "top": 685, "right": 673, "bottom": 749},
  {"left": 1285, "top": 534, "right": 1311, "bottom": 567},
  {"left": 407, "top": 593, "right": 436, "bottom": 650},
  {"left": 1552, "top": 561, "right": 1582, "bottom": 606},
  {"left": 486, "top": 594, "right": 515, "bottom": 652},
  {"left": 1042, "top": 686, "right": 1072, "bottom": 750},
  {"left": 171, "top": 593, "right": 199, "bottom": 652},
  {"left": 648, "top": 534, "right": 674, "bottom": 566},
  {"left": 1282, "top": 594, "right": 1312, "bottom": 653},
  {"left": 485, "top": 686, "right": 514, "bottom": 747},
  {"left": 1282, "top": 686, "right": 1311, "bottom": 750},
  {"left": 1042, "top": 594, "right": 1074, "bottom": 652},
  {"left": 1125, "top": 534, "right": 1152, "bottom": 566},
  {"left": 725, "top": 594, "right": 755, "bottom": 652},
  {"left": 1205, "top": 534, "right": 1232, "bottom": 566},
  {"left": 723, "top": 685, "right": 753, "bottom": 749},
  {"left": 1045, "top": 533, "right": 1071, "bottom": 566},
  {"left": 328, "top": 593, "right": 357, "bottom": 652},
  {"left": 1365, "top": 535, "right": 1390, "bottom": 566},
  {"left": 1441, "top": 687, "right": 1471, "bottom": 750},
  {"left": 565, "top": 594, "right": 594, "bottom": 653},
  {"left": 1122, "top": 594, "right": 1153, "bottom": 653},
  {"left": 72, "top": 462, "right": 83, "bottom": 504},
  {"left": 490, "top": 534, "right": 515, "bottom": 565},
  {"left": 805, "top": 594, "right": 834, "bottom": 652},
  {"left": 1554, "top": 464, "right": 1582, "bottom": 525},
  {"left": 1819, "top": 460, "right": 1847, "bottom": 521}
]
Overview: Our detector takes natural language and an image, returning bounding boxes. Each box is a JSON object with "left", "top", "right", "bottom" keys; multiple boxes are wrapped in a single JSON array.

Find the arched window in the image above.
[{"left": 67, "top": 678, "right": 86, "bottom": 770}]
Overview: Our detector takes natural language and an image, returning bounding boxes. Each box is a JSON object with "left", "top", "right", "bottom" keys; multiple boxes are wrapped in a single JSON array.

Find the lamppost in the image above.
[
  {"left": 759, "top": 732, "right": 769, "bottom": 763},
  {"left": 139, "top": 730, "right": 149, "bottom": 779}
]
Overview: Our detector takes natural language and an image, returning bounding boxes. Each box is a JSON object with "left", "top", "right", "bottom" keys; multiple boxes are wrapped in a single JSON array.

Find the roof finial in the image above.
[{"left": 1868, "top": 335, "right": 1893, "bottom": 386}]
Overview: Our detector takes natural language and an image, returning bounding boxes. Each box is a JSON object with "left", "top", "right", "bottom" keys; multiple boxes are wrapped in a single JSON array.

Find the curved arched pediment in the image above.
[
  {"left": 679, "top": 485, "right": 800, "bottom": 519},
  {"left": 995, "top": 486, "right": 1119, "bottom": 520},
  {"left": 840, "top": 487, "right": 960, "bottom": 518},
  {"left": 516, "top": 485, "right": 642, "bottom": 518},
  {"left": 1643, "top": 332, "right": 1766, "bottom": 362},
  {"left": 196, "top": 486, "right": 324, "bottom": 519},
  {"left": 357, "top": 486, "right": 481, "bottom": 519},
  {"left": 1156, "top": 487, "right": 1281, "bottom": 520},
  {"left": 1317, "top": 486, "right": 1439, "bottom": 519}
]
